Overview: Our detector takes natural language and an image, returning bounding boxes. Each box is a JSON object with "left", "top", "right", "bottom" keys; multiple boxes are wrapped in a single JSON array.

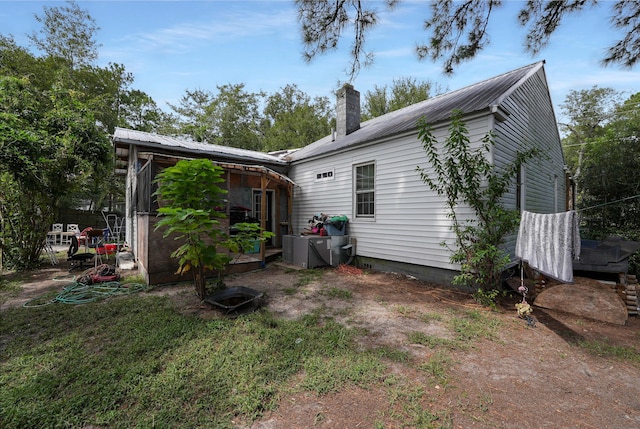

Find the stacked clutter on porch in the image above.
[{"left": 283, "top": 213, "right": 355, "bottom": 269}]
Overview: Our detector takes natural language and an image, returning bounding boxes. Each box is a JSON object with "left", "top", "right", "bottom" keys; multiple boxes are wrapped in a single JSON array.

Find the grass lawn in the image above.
[
  {"left": 4, "top": 265, "right": 639, "bottom": 428},
  {"left": 1, "top": 290, "right": 390, "bottom": 428}
]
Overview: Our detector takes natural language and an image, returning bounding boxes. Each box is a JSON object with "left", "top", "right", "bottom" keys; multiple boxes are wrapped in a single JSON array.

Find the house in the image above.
[
  {"left": 113, "top": 61, "right": 567, "bottom": 287},
  {"left": 113, "top": 128, "right": 294, "bottom": 285},
  {"left": 286, "top": 61, "right": 568, "bottom": 285}
]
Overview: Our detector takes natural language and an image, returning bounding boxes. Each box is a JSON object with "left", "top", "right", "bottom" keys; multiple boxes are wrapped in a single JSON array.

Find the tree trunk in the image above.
[{"left": 194, "top": 267, "right": 206, "bottom": 300}]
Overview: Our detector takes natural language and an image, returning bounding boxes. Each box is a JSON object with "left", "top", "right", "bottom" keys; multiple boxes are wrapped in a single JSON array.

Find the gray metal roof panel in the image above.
[
  {"left": 289, "top": 62, "right": 544, "bottom": 162},
  {"left": 113, "top": 127, "right": 287, "bottom": 165}
]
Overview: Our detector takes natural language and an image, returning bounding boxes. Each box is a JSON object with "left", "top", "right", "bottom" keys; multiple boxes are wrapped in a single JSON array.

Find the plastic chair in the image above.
[
  {"left": 78, "top": 227, "right": 93, "bottom": 246},
  {"left": 48, "top": 223, "right": 63, "bottom": 245},
  {"left": 61, "top": 224, "right": 79, "bottom": 246}
]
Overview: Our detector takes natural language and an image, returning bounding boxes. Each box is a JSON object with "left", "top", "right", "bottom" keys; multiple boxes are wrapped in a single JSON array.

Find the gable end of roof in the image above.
[{"left": 288, "top": 61, "right": 546, "bottom": 162}]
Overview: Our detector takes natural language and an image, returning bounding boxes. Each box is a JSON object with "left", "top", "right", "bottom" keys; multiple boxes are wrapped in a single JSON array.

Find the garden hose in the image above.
[
  {"left": 22, "top": 279, "right": 147, "bottom": 307},
  {"left": 54, "top": 281, "right": 147, "bottom": 304}
]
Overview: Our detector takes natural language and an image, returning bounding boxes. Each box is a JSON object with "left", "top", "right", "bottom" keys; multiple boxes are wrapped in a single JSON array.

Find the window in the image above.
[
  {"left": 315, "top": 168, "right": 335, "bottom": 181},
  {"left": 354, "top": 162, "right": 375, "bottom": 218}
]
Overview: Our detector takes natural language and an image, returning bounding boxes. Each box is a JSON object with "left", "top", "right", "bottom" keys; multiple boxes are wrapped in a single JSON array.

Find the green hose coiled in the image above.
[
  {"left": 55, "top": 281, "right": 147, "bottom": 304},
  {"left": 23, "top": 281, "right": 147, "bottom": 307}
]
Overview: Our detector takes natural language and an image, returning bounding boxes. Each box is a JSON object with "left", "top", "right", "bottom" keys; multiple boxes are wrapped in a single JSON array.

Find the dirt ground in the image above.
[{"left": 2, "top": 261, "right": 640, "bottom": 428}]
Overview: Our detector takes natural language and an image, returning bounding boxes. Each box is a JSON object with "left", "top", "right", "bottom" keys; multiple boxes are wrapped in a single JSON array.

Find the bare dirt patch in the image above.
[{"left": 2, "top": 261, "right": 640, "bottom": 428}]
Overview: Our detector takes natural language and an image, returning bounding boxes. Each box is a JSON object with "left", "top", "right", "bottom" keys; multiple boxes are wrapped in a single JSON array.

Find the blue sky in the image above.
[{"left": 2, "top": 1, "right": 639, "bottom": 124}]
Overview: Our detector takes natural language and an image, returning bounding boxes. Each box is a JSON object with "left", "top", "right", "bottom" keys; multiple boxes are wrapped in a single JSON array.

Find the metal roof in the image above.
[
  {"left": 113, "top": 127, "right": 287, "bottom": 166},
  {"left": 288, "top": 62, "right": 545, "bottom": 162}
]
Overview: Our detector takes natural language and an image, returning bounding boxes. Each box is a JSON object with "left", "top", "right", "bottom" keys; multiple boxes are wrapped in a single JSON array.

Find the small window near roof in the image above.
[
  {"left": 315, "top": 168, "right": 335, "bottom": 181},
  {"left": 354, "top": 162, "right": 375, "bottom": 218}
]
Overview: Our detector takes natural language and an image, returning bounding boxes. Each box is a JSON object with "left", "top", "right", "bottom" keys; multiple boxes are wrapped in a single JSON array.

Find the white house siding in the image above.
[
  {"left": 290, "top": 115, "right": 492, "bottom": 271},
  {"left": 492, "top": 68, "right": 566, "bottom": 256},
  {"left": 494, "top": 69, "right": 564, "bottom": 213}
]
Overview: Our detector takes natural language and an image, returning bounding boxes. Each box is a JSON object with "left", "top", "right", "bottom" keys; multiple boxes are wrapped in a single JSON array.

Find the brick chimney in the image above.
[{"left": 336, "top": 84, "right": 360, "bottom": 137}]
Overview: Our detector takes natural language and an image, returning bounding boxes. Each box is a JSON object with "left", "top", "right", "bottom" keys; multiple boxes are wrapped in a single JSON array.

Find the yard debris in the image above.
[
  {"left": 336, "top": 264, "right": 363, "bottom": 276},
  {"left": 77, "top": 264, "right": 120, "bottom": 285},
  {"left": 515, "top": 302, "right": 536, "bottom": 327},
  {"left": 516, "top": 282, "right": 536, "bottom": 327}
]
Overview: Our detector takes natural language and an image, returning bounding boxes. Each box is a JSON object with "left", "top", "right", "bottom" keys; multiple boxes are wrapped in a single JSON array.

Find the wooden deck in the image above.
[{"left": 225, "top": 248, "right": 282, "bottom": 275}]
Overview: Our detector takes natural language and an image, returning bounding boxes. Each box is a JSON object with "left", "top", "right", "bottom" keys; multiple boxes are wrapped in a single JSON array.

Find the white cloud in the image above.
[
  {"left": 375, "top": 47, "right": 415, "bottom": 59},
  {"left": 116, "top": 8, "right": 296, "bottom": 55}
]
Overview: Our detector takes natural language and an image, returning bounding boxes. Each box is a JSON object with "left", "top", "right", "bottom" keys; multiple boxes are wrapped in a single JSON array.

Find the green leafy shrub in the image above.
[
  {"left": 153, "top": 159, "right": 230, "bottom": 299},
  {"left": 416, "top": 110, "right": 539, "bottom": 297}
]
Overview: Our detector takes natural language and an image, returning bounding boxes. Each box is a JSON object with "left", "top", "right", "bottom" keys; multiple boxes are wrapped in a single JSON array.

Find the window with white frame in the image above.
[{"left": 354, "top": 162, "right": 375, "bottom": 218}]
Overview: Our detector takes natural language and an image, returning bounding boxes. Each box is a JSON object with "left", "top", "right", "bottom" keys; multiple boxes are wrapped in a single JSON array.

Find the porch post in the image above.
[
  {"left": 126, "top": 144, "right": 138, "bottom": 255},
  {"left": 260, "top": 173, "right": 267, "bottom": 263}
]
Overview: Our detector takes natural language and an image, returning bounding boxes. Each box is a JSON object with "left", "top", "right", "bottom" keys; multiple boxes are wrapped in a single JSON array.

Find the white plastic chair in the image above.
[
  {"left": 48, "top": 223, "right": 63, "bottom": 245},
  {"left": 61, "top": 224, "right": 78, "bottom": 246}
]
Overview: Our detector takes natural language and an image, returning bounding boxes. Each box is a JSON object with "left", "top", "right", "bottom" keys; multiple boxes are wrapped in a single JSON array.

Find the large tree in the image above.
[
  {"left": 296, "top": 0, "right": 640, "bottom": 77},
  {"left": 169, "top": 84, "right": 335, "bottom": 152},
  {"left": 117, "top": 89, "right": 165, "bottom": 133},
  {"left": 0, "top": 2, "right": 145, "bottom": 268},
  {"left": 262, "top": 84, "right": 333, "bottom": 151},
  {"left": 362, "top": 76, "right": 438, "bottom": 120},
  {"left": 559, "top": 86, "right": 622, "bottom": 201},
  {"left": 211, "top": 84, "right": 265, "bottom": 151},
  {"left": 575, "top": 92, "right": 640, "bottom": 242},
  {"left": 168, "top": 84, "right": 265, "bottom": 150},
  {"left": 166, "top": 88, "right": 214, "bottom": 142},
  {"left": 28, "top": 0, "right": 100, "bottom": 69},
  {"left": 0, "top": 73, "right": 110, "bottom": 268}
]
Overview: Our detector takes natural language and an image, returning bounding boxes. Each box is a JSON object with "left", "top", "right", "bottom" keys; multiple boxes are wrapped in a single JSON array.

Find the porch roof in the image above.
[
  {"left": 135, "top": 151, "right": 296, "bottom": 189},
  {"left": 215, "top": 162, "right": 297, "bottom": 188},
  {"left": 113, "top": 127, "right": 287, "bottom": 167}
]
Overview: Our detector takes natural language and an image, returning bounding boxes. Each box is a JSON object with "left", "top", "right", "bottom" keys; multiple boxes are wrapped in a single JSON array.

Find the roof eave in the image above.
[{"left": 112, "top": 136, "right": 288, "bottom": 167}]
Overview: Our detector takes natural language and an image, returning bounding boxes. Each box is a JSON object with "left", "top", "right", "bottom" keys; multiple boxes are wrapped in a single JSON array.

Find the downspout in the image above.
[
  {"left": 275, "top": 187, "right": 281, "bottom": 246},
  {"left": 287, "top": 184, "right": 293, "bottom": 235},
  {"left": 487, "top": 109, "right": 496, "bottom": 166}
]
